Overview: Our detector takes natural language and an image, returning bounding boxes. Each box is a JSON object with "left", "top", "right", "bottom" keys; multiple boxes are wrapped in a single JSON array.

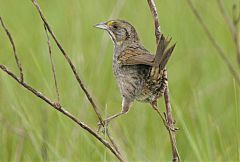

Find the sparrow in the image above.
[{"left": 95, "top": 19, "right": 175, "bottom": 127}]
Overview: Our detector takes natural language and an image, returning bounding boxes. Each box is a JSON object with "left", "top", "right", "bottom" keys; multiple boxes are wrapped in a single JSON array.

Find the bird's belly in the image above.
[
  {"left": 135, "top": 82, "right": 163, "bottom": 103},
  {"left": 116, "top": 71, "right": 143, "bottom": 100},
  {"left": 118, "top": 76, "right": 164, "bottom": 103},
  {"left": 113, "top": 64, "right": 153, "bottom": 101},
  {"left": 114, "top": 65, "right": 160, "bottom": 102}
]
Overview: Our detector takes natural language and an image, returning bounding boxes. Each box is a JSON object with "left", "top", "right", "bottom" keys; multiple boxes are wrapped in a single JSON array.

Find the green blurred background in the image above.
[{"left": 0, "top": 0, "right": 239, "bottom": 161}]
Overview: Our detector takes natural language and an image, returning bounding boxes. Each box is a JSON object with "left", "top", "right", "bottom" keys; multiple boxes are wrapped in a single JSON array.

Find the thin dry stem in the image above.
[
  {"left": 151, "top": 104, "right": 178, "bottom": 132},
  {"left": 147, "top": 0, "right": 161, "bottom": 43},
  {"left": 32, "top": 0, "right": 123, "bottom": 158},
  {"left": 106, "top": 129, "right": 122, "bottom": 156},
  {"left": 43, "top": 25, "right": 60, "bottom": 103},
  {"left": 0, "top": 4, "right": 124, "bottom": 160},
  {"left": 186, "top": 0, "right": 240, "bottom": 86},
  {"left": 147, "top": 0, "right": 180, "bottom": 161},
  {"left": 0, "top": 17, "right": 24, "bottom": 82},
  {"left": 32, "top": 0, "right": 104, "bottom": 126},
  {"left": 32, "top": 0, "right": 124, "bottom": 156},
  {"left": 0, "top": 64, "right": 124, "bottom": 162},
  {"left": 164, "top": 85, "right": 180, "bottom": 162}
]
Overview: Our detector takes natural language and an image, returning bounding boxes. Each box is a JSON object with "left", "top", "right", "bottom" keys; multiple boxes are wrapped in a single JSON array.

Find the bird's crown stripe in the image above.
[{"left": 107, "top": 21, "right": 114, "bottom": 26}]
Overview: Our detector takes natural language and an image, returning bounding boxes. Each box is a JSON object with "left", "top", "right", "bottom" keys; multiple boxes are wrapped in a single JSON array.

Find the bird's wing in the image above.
[
  {"left": 118, "top": 47, "right": 155, "bottom": 66},
  {"left": 118, "top": 35, "right": 176, "bottom": 80},
  {"left": 118, "top": 38, "right": 176, "bottom": 69}
]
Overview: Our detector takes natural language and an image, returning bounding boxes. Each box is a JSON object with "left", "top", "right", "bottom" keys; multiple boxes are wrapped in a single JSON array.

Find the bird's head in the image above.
[{"left": 95, "top": 20, "right": 139, "bottom": 45}]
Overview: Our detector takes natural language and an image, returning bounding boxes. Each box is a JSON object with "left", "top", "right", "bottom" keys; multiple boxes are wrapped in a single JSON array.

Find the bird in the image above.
[{"left": 95, "top": 20, "right": 175, "bottom": 128}]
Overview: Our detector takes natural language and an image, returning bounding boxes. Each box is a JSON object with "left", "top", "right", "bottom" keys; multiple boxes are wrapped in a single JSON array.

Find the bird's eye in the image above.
[{"left": 112, "top": 25, "right": 118, "bottom": 29}]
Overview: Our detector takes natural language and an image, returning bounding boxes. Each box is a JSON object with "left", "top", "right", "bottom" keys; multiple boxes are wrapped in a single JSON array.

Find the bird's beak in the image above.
[{"left": 94, "top": 22, "right": 108, "bottom": 30}]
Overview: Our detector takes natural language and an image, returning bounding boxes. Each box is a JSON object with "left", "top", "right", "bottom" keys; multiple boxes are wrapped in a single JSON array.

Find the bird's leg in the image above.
[
  {"left": 151, "top": 101, "right": 166, "bottom": 124},
  {"left": 104, "top": 98, "right": 132, "bottom": 124},
  {"left": 150, "top": 101, "right": 177, "bottom": 131},
  {"left": 98, "top": 98, "right": 132, "bottom": 132}
]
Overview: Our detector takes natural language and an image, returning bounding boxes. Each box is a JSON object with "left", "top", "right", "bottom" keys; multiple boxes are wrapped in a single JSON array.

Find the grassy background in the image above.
[{"left": 0, "top": 0, "right": 240, "bottom": 161}]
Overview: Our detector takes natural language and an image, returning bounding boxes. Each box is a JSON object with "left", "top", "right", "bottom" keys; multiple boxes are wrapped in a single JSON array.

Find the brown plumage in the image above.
[{"left": 95, "top": 20, "right": 175, "bottom": 125}]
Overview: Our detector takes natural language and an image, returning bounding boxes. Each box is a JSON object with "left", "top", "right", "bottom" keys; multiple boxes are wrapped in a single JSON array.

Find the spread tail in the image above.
[{"left": 154, "top": 35, "right": 176, "bottom": 70}]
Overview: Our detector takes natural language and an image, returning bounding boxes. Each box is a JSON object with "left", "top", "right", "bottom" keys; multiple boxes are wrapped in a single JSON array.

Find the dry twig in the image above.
[
  {"left": 186, "top": 0, "right": 240, "bottom": 86},
  {"left": 0, "top": 64, "right": 124, "bottom": 161},
  {"left": 164, "top": 81, "right": 180, "bottom": 162},
  {"left": 0, "top": 0, "right": 182, "bottom": 161},
  {"left": 0, "top": 17, "right": 24, "bottom": 82},
  {"left": 147, "top": 0, "right": 180, "bottom": 161},
  {"left": 31, "top": 0, "right": 104, "bottom": 126},
  {"left": 43, "top": 25, "right": 60, "bottom": 103},
  {"left": 32, "top": 0, "right": 123, "bottom": 158},
  {"left": 147, "top": 0, "right": 161, "bottom": 43},
  {"left": 0, "top": 3, "right": 124, "bottom": 161}
]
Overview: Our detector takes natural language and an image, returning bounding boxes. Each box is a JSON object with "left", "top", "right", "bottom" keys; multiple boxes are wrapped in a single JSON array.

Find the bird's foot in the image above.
[
  {"left": 164, "top": 113, "right": 179, "bottom": 132},
  {"left": 97, "top": 119, "right": 109, "bottom": 134},
  {"left": 166, "top": 123, "right": 179, "bottom": 132},
  {"left": 151, "top": 102, "right": 179, "bottom": 132}
]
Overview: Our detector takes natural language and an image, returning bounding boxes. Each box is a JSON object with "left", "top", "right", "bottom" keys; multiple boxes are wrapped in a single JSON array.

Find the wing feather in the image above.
[
  {"left": 118, "top": 48, "right": 154, "bottom": 66},
  {"left": 117, "top": 36, "right": 175, "bottom": 68}
]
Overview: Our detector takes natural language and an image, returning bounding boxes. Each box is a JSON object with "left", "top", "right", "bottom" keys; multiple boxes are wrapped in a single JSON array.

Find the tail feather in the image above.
[
  {"left": 154, "top": 35, "right": 167, "bottom": 67},
  {"left": 154, "top": 34, "right": 175, "bottom": 69},
  {"left": 159, "top": 43, "right": 176, "bottom": 70},
  {"left": 150, "top": 35, "right": 176, "bottom": 80}
]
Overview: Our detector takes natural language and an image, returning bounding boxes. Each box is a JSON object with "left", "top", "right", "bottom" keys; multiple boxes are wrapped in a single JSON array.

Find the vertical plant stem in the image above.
[
  {"left": 147, "top": 0, "right": 180, "bottom": 161},
  {"left": 147, "top": 0, "right": 161, "bottom": 43},
  {"left": 164, "top": 84, "right": 180, "bottom": 162},
  {"left": 43, "top": 25, "right": 60, "bottom": 103}
]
